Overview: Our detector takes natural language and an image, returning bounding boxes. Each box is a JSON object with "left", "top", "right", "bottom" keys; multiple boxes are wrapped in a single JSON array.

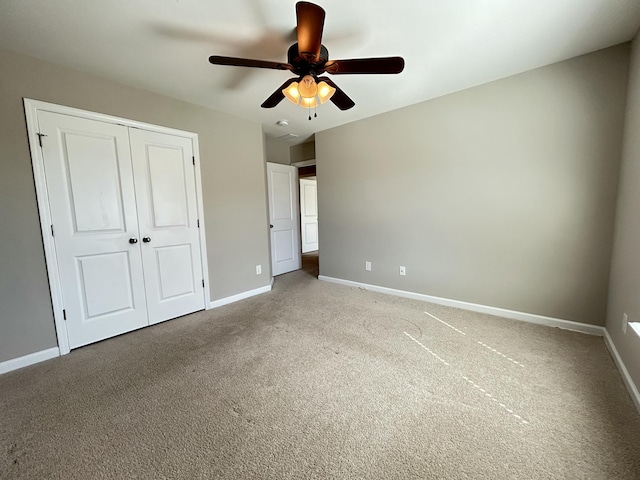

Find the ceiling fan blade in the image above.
[
  {"left": 261, "top": 78, "right": 298, "bottom": 108},
  {"left": 209, "top": 55, "right": 293, "bottom": 71},
  {"left": 296, "top": 2, "right": 325, "bottom": 61},
  {"left": 324, "top": 57, "right": 405, "bottom": 75},
  {"left": 317, "top": 77, "right": 355, "bottom": 110}
]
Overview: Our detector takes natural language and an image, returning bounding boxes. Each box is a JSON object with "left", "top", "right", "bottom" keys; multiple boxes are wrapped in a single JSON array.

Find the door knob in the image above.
[
  {"left": 129, "top": 238, "right": 138, "bottom": 244},
  {"left": 142, "top": 236, "right": 151, "bottom": 243},
  {"left": 270, "top": 224, "right": 273, "bottom": 228}
]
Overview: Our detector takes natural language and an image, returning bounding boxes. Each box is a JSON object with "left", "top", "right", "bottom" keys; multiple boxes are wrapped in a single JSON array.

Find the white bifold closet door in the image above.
[
  {"left": 38, "top": 111, "right": 204, "bottom": 349},
  {"left": 128, "top": 129, "right": 204, "bottom": 325}
]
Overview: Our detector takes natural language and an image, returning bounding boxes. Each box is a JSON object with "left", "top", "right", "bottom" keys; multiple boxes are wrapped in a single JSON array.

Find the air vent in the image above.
[{"left": 277, "top": 133, "right": 299, "bottom": 140}]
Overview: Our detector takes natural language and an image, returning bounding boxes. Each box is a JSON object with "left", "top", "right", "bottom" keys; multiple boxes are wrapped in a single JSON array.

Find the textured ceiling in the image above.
[{"left": 1, "top": 0, "right": 639, "bottom": 144}]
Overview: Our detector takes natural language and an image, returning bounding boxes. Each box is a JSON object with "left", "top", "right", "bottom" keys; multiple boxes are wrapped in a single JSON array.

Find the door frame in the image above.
[{"left": 24, "top": 99, "right": 211, "bottom": 355}]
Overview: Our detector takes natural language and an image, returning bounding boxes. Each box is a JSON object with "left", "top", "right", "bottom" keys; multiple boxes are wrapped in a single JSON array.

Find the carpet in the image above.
[{"left": 2, "top": 253, "right": 639, "bottom": 479}]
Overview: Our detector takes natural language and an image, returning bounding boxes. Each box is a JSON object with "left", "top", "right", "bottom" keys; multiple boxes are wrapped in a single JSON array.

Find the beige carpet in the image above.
[{"left": 2, "top": 252, "right": 640, "bottom": 479}]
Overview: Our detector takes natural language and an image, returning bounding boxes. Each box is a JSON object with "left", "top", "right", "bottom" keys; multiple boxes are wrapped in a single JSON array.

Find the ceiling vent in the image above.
[{"left": 277, "top": 133, "right": 299, "bottom": 140}]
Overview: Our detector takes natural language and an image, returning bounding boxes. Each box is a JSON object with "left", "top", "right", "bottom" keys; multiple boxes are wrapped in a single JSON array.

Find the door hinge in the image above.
[
  {"left": 192, "top": 156, "right": 195, "bottom": 166},
  {"left": 37, "top": 133, "right": 48, "bottom": 147},
  {"left": 50, "top": 224, "right": 54, "bottom": 236},
  {"left": 202, "top": 279, "right": 205, "bottom": 288},
  {"left": 197, "top": 219, "right": 200, "bottom": 228},
  {"left": 62, "top": 309, "right": 67, "bottom": 320}
]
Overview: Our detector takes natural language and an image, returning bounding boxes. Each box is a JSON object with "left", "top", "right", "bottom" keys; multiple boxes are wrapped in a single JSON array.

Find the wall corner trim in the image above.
[
  {"left": 317, "top": 276, "right": 605, "bottom": 335},
  {"left": 209, "top": 284, "right": 272, "bottom": 309},
  {"left": 602, "top": 329, "right": 640, "bottom": 413},
  {"left": 0, "top": 347, "right": 60, "bottom": 375}
]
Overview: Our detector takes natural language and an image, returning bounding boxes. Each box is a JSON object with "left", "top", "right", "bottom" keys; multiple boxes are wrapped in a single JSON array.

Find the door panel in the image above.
[
  {"left": 38, "top": 111, "right": 148, "bottom": 349},
  {"left": 77, "top": 252, "right": 136, "bottom": 319},
  {"left": 300, "top": 178, "right": 318, "bottom": 253},
  {"left": 65, "top": 133, "right": 127, "bottom": 233},
  {"left": 274, "top": 230, "right": 295, "bottom": 263},
  {"left": 155, "top": 244, "right": 196, "bottom": 300},
  {"left": 267, "top": 163, "right": 301, "bottom": 276},
  {"left": 272, "top": 171, "right": 294, "bottom": 220},
  {"left": 304, "top": 223, "right": 318, "bottom": 244},
  {"left": 146, "top": 145, "right": 189, "bottom": 228},
  {"left": 129, "top": 129, "right": 205, "bottom": 325}
]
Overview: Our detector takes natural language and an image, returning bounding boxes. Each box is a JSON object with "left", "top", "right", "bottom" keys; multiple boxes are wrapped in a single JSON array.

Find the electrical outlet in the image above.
[
  {"left": 622, "top": 313, "right": 628, "bottom": 333},
  {"left": 399, "top": 266, "right": 406, "bottom": 276},
  {"left": 365, "top": 261, "right": 371, "bottom": 271},
  {"left": 256, "top": 265, "right": 262, "bottom": 275}
]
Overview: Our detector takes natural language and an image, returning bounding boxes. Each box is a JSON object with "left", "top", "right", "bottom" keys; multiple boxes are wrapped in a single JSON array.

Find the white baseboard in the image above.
[
  {"left": 0, "top": 347, "right": 60, "bottom": 375},
  {"left": 209, "top": 283, "right": 272, "bottom": 309},
  {"left": 602, "top": 329, "right": 640, "bottom": 413},
  {"left": 318, "top": 276, "right": 605, "bottom": 336}
]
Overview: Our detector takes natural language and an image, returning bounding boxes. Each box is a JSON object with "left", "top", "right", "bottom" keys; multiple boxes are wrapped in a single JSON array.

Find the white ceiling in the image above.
[{"left": 1, "top": 0, "right": 639, "bottom": 144}]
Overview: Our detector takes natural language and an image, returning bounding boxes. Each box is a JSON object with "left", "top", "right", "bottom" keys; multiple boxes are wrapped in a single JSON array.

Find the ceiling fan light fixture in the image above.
[
  {"left": 283, "top": 82, "right": 301, "bottom": 105},
  {"left": 316, "top": 81, "right": 336, "bottom": 104},
  {"left": 286, "top": 75, "right": 323, "bottom": 110},
  {"left": 297, "top": 75, "right": 318, "bottom": 97},
  {"left": 301, "top": 96, "right": 318, "bottom": 108}
]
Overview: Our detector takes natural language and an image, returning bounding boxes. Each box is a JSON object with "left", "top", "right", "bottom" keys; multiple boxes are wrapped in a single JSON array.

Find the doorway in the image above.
[{"left": 296, "top": 162, "right": 319, "bottom": 278}]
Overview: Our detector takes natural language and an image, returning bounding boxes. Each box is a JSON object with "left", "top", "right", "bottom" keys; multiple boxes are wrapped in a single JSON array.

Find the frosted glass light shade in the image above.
[
  {"left": 317, "top": 81, "right": 336, "bottom": 104},
  {"left": 300, "top": 96, "right": 318, "bottom": 108},
  {"left": 283, "top": 82, "right": 301, "bottom": 105}
]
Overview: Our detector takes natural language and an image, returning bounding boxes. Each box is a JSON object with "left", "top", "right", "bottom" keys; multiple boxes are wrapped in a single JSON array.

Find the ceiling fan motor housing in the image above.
[{"left": 288, "top": 43, "right": 329, "bottom": 77}]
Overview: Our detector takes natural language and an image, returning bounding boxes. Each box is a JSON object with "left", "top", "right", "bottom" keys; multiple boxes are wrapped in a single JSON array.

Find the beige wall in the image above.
[
  {"left": 0, "top": 48, "right": 270, "bottom": 362},
  {"left": 607, "top": 35, "right": 640, "bottom": 389},
  {"left": 265, "top": 137, "right": 291, "bottom": 165},
  {"left": 264, "top": 138, "right": 316, "bottom": 165},
  {"left": 290, "top": 141, "right": 315, "bottom": 164},
  {"left": 317, "top": 44, "right": 630, "bottom": 326}
]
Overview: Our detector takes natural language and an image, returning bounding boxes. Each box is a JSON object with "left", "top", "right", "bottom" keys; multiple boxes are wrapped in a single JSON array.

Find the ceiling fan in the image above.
[{"left": 208, "top": 1, "right": 405, "bottom": 115}]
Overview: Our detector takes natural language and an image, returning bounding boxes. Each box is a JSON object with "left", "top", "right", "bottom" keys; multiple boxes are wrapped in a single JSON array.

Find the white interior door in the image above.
[
  {"left": 300, "top": 178, "right": 318, "bottom": 253},
  {"left": 38, "top": 111, "right": 148, "bottom": 349},
  {"left": 129, "top": 129, "right": 205, "bottom": 325},
  {"left": 267, "top": 162, "right": 301, "bottom": 276}
]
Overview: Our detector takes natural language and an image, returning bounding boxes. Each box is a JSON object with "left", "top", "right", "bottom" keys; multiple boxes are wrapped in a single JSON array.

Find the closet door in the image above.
[
  {"left": 129, "top": 129, "right": 205, "bottom": 324},
  {"left": 38, "top": 111, "right": 148, "bottom": 349}
]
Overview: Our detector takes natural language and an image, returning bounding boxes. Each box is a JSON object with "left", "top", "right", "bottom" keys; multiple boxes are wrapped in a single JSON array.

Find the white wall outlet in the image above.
[
  {"left": 399, "top": 266, "right": 406, "bottom": 276},
  {"left": 622, "top": 313, "right": 628, "bottom": 333},
  {"left": 256, "top": 264, "right": 262, "bottom": 275},
  {"left": 365, "top": 261, "right": 372, "bottom": 271}
]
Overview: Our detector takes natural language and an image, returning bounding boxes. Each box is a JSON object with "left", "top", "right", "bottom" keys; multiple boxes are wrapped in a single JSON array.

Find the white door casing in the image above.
[
  {"left": 38, "top": 111, "right": 149, "bottom": 348},
  {"left": 267, "top": 162, "right": 301, "bottom": 276},
  {"left": 25, "top": 99, "right": 211, "bottom": 354},
  {"left": 300, "top": 178, "right": 318, "bottom": 253},
  {"left": 129, "top": 129, "right": 205, "bottom": 324}
]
